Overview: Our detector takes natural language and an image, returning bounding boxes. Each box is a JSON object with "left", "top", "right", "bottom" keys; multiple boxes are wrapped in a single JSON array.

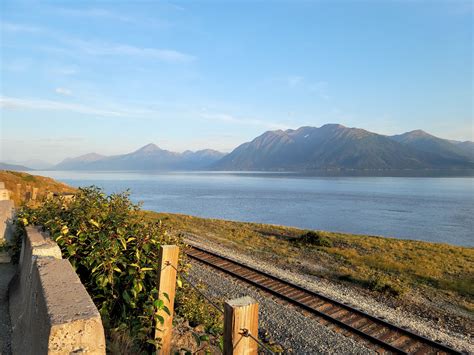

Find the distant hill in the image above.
[
  {"left": 212, "top": 124, "right": 474, "bottom": 171},
  {"left": 0, "top": 170, "right": 75, "bottom": 206},
  {"left": 0, "top": 162, "right": 33, "bottom": 171},
  {"left": 389, "top": 130, "right": 474, "bottom": 161},
  {"left": 3, "top": 159, "right": 53, "bottom": 170},
  {"left": 54, "top": 153, "right": 106, "bottom": 170},
  {"left": 452, "top": 141, "right": 474, "bottom": 159},
  {"left": 54, "top": 144, "right": 225, "bottom": 171}
]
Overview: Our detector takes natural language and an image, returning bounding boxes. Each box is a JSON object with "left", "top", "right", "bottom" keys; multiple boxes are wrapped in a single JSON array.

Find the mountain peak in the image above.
[
  {"left": 134, "top": 143, "right": 161, "bottom": 154},
  {"left": 321, "top": 123, "right": 346, "bottom": 129},
  {"left": 61, "top": 152, "right": 105, "bottom": 163},
  {"left": 406, "top": 129, "right": 431, "bottom": 137}
]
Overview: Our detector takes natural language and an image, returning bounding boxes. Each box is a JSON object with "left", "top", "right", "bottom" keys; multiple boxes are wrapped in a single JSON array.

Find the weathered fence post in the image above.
[
  {"left": 32, "top": 187, "right": 38, "bottom": 200},
  {"left": 224, "top": 296, "right": 259, "bottom": 355},
  {"left": 155, "top": 245, "right": 179, "bottom": 354}
]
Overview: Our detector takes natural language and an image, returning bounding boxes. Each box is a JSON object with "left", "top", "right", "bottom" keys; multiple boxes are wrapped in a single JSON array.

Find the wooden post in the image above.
[
  {"left": 32, "top": 187, "right": 38, "bottom": 200},
  {"left": 16, "top": 184, "right": 21, "bottom": 199},
  {"left": 224, "top": 296, "right": 259, "bottom": 355},
  {"left": 155, "top": 245, "right": 179, "bottom": 355}
]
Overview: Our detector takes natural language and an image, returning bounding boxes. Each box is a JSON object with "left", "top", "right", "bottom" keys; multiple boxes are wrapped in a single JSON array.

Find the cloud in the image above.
[
  {"left": 0, "top": 96, "right": 124, "bottom": 117},
  {"left": 279, "top": 76, "right": 330, "bottom": 100},
  {"left": 1, "top": 22, "right": 43, "bottom": 33},
  {"left": 55, "top": 87, "right": 72, "bottom": 96},
  {"left": 50, "top": 66, "right": 78, "bottom": 76},
  {"left": 200, "top": 112, "right": 289, "bottom": 130},
  {"left": 0, "top": 95, "right": 164, "bottom": 119},
  {"left": 2, "top": 21, "right": 194, "bottom": 63},
  {"left": 64, "top": 39, "right": 195, "bottom": 62},
  {"left": 286, "top": 75, "right": 304, "bottom": 88},
  {"left": 54, "top": 7, "right": 132, "bottom": 22},
  {"left": 308, "top": 81, "right": 330, "bottom": 100}
]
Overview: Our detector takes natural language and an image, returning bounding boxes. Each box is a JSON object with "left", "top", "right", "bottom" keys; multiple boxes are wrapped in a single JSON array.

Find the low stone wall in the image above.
[{"left": 9, "top": 226, "right": 106, "bottom": 354}]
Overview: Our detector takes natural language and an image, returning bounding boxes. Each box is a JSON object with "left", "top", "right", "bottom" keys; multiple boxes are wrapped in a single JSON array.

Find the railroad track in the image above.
[{"left": 185, "top": 245, "right": 463, "bottom": 355}]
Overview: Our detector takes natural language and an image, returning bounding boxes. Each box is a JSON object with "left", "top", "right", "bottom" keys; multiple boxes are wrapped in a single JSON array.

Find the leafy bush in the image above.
[
  {"left": 15, "top": 186, "right": 186, "bottom": 351},
  {"left": 297, "top": 231, "right": 333, "bottom": 247},
  {"left": 338, "top": 269, "right": 405, "bottom": 296},
  {"left": 175, "top": 281, "right": 223, "bottom": 335}
]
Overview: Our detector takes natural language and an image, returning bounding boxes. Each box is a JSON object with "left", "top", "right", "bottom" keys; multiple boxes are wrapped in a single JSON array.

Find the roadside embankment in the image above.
[{"left": 9, "top": 226, "right": 106, "bottom": 354}]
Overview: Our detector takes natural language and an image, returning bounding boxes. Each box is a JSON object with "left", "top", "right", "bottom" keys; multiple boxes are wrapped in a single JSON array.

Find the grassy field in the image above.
[
  {"left": 0, "top": 170, "right": 76, "bottom": 206},
  {"left": 147, "top": 212, "right": 474, "bottom": 311}
]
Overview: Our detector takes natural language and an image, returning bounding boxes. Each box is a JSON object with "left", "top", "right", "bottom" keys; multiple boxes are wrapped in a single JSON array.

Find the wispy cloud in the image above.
[
  {"left": 1, "top": 96, "right": 124, "bottom": 117},
  {"left": 279, "top": 75, "right": 330, "bottom": 100},
  {"left": 50, "top": 66, "right": 78, "bottom": 76},
  {"left": 308, "top": 81, "right": 330, "bottom": 100},
  {"left": 1, "top": 22, "right": 43, "bottom": 33},
  {"left": 55, "top": 87, "right": 72, "bottom": 96},
  {"left": 2, "top": 21, "right": 195, "bottom": 63},
  {"left": 286, "top": 75, "right": 304, "bottom": 88},
  {"left": 200, "top": 112, "right": 289, "bottom": 130},
  {"left": 0, "top": 95, "right": 163, "bottom": 119},
  {"left": 65, "top": 39, "right": 195, "bottom": 62},
  {"left": 54, "top": 7, "right": 132, "bottom": 22}
]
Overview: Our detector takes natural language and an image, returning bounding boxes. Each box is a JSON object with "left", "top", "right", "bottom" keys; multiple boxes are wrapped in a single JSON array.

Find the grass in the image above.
[
  {"left": 147, "top": 212, "right": 474, "bottom": 308},
  {"left": 0, "top": 170, "right": 76, "bottom": 206}
]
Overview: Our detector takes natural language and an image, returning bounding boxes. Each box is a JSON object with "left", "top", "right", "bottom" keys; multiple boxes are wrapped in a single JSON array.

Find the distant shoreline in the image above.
[{"left": 25, "top": 168, "right": 474, "bottom": 178}]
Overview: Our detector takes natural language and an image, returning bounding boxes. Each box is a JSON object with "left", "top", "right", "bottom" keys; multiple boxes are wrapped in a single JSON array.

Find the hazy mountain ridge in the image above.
[
  {"left": 389, "top": 130, "right": 474, "bottom": 161},
  {"left": 0, "top": 162, "right": 34, "bottom": 171},
  {"left": 212, "top": 124, "right": 474, "bottom": 171},
  {"left": 48, "top": 124, "right": 474, "bottom": 172},
  {"left": 54, "top": 144, "right": 225, "bottom": 171}
]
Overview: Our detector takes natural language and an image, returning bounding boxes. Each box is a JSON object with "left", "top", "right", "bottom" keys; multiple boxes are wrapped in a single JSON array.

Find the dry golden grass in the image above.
[
  {"left": 148, "top": 212, "right": 474, "bottom": 308},
  {"left": 0, "top": 170, "right": 76, "bottom": 206}
]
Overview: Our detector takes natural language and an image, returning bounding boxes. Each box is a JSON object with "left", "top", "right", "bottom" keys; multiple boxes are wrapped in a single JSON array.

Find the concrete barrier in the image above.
[{"left": 9, "top": 226, "right": 106, "bottom": 354}]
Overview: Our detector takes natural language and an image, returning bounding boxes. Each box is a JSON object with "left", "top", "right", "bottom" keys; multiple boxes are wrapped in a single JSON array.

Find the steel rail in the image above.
[{"left": 185, "top": 245, "right": 463, "bottom": 355}]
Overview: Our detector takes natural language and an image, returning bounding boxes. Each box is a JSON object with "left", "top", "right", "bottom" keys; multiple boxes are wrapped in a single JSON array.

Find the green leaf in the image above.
[
  {"left": 119, "top": 237, "right": 127, "bottom": 250},
  {"left": 89, "top": 219, "right": 100, "bottom": 228},
  {"left": 122, "top": 290, "right": 131, "bottom": 303},
  {"left": 153, "top": 299, "right": 164, "bottom": 309}
]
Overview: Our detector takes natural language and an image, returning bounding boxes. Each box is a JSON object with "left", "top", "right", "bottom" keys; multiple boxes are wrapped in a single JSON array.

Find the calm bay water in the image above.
[{"left": 34, "top": 171, "right": 473, "bottom": 247}]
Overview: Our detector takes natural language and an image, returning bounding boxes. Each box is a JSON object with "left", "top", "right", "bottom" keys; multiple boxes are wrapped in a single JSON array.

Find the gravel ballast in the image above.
[
  {"left": 185, "top": 236, "right": 474, "bottom": 353},
  {"left": 188, "top": 260, "right": 375, "bottom": 354}
]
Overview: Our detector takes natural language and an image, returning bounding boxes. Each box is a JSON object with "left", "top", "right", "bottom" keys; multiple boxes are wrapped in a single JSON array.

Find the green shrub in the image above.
[
  {"left": 15, "top": 186, "right": 186, "bottom": 351},
  {"left": 297, "top": 231, "right": 333, "bottom": 247},
  {"left": 175, "top": 281, "right": 223, "bottom": 335}
]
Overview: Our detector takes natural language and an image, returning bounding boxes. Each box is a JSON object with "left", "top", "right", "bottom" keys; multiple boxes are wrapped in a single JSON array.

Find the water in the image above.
[{"left": 33, "top": 171, "right": 474, "bottom": 247}]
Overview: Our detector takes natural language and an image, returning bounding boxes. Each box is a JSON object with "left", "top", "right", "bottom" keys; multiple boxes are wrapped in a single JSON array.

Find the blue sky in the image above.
[{"left": 1, "top": 0, "right": 472, "bottom": 164}]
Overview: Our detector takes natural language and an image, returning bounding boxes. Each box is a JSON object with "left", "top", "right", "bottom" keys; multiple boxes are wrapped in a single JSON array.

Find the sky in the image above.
[{"left": 0, "top": 0, "right": 473, "bottom": 165}]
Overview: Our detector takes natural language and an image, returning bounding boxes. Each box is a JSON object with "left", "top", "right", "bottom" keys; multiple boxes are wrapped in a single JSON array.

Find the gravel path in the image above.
[
  {"left": 188, "top": 260, "right": 375, "bottom": 354},
  {"left": 0, "top": 263, "right": 15, "bottom": 355},
  {"left": 185, "top": 236, "right": 474, "bottom": 353}
]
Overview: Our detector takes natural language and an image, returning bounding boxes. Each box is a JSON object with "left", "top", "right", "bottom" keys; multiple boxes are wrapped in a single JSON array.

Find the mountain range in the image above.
[
  {"left": 2, "top": 124, "right": 473, "bottom": 173},
  {"left": 213, "top": 124, "right": 474, "bottom": 171},
  {"left": 53, "top": 144, "right": 225, "bottom": 171},
  {"left": 0, "top": 162, "right": 33, "bottom": 171}
]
